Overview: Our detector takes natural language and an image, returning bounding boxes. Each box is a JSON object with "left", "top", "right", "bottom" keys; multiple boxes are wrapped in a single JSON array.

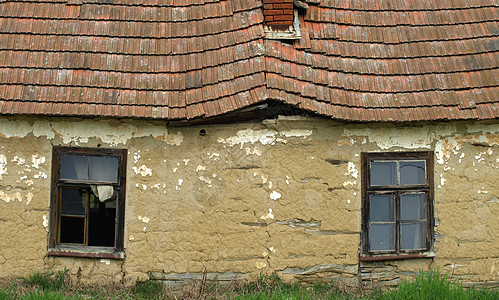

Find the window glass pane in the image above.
[
  {"left": 401, "top": 222, "right": 426, "bottom": 250},
  {"left": 370, "top": 161, "right": 397, "bottom": 186},
  {"left": 401, "top": 193, "right": 426, "bottom": 220},
  {"left": 369, "top": 224, "right": 395, "bottom": 251},
  {"left": 60, "top": 155, "right": 88, "bottom": 181},
  {"left": 89, "top": 156, "right": 118, "bottom": 183},
  {"left": 370, "top": 194, "right": 395, "bottom": 222},
  {"left": 400, "top": 160, "right": 426, "bottom": 185},
  {"left": 60, "top": 216, "right": 84, "bottom": 244},
  {"left": 60, "top": 188, "right": 86, "bottom": 216}
]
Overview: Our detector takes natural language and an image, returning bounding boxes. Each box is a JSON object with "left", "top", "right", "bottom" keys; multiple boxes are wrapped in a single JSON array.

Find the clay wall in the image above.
[{"left": 0, "top": 115, "right": 497, "bottom": 287}]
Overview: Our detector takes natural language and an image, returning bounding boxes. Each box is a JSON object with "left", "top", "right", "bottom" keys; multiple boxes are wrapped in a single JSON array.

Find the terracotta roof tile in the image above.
[{"left": 0, "top": 0, "right": 497, "bottom": 121}]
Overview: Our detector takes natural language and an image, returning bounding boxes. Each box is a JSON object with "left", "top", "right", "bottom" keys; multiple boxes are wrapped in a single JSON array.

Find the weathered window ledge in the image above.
[
  {"left": 360, "top": 252, "right": 435, "bottom": 262},
  {"left": 48, "top": 247, "right": 125, "bottom": 259}
]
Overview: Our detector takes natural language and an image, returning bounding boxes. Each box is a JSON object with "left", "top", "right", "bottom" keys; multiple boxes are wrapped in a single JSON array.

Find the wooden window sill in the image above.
[
  {"left": 360, "top": 252, "right": 435, "bottom": 262},
  {"left": 48, "top": 247, "right": 125, "bottom": 259}
]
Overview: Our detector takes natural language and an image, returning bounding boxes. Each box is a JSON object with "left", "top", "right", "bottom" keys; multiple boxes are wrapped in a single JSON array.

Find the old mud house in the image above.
[{"left": 0, "top": 0, "right": 498, "bottom": 288}]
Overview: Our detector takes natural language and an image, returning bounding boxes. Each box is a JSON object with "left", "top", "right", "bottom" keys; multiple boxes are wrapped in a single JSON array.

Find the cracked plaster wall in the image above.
[{"left": 0, "top": 116, "right": 497, "bottom": 287}]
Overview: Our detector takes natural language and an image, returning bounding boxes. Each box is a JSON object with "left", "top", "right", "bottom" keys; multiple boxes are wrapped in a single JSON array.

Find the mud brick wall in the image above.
[{"left": 0, "top": 116, "right": 498, "bottom": 287}]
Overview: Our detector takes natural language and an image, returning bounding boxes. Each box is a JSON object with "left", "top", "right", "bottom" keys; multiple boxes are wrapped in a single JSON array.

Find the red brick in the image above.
[
  {"left": 265, "top": 9, "right": 284, "bottom": 15},
  {"left": 273, "top": 3, "right": 293, "bottom": 9},
  {"left": 265, "top": 15, "right": 274, "bottom": 22},
  {"left": 273, "top": 14, "right": 293, "bottom": 21}
]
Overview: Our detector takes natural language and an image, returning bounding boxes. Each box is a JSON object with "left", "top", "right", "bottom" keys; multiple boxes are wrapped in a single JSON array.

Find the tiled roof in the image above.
[{"left": 0, "top": 0, "right": 497, "bottom": 121}]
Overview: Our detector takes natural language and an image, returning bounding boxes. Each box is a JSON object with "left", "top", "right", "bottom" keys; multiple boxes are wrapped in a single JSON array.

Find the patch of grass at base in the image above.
[
  {"left": 377, "top": 269, "right": 498, "bottom": 300},
  {"left": 129, "top": 279, "right": 165, "bottom": 299},
  {"left": 0, "top": 268, "right": 497, "bottom": 299},
  {"left": 24, "top": 268, "right": 69, "bottom": 291}
]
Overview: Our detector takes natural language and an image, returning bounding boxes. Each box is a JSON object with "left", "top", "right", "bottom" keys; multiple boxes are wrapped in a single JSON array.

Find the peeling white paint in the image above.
[
  {"left": 199, "top": 176, "right": 212, "bottom": 187},
  {"left": 183, "top": 159, "right": 190, "bottom": 165},
  {"left": 435, "top": 137, "right": 461, "bottom": 165},
  {"left": 133, "top": 151, "right": 141, "bottom": 163},
  {"left": 141, "top": 184, "right": 147, "bottom": 190},
  {"left": 218, "top": 129, "right": 312, "bottom": 148},
  {"left": 133, "top": 165, "right": 152, "bottom": 177},
  {"left": 343, "top": 125, "right": 456, "bottom": 150},
  {"left": 173, "top": 168, "right": 178, "bottom": 173},
  {"left": 245, "top": 146, "right": 263, "bottom": 156},
  {"left": 280, "top": 129, "right": 313, "bottom": 138},
  {"left": 466, "top": 123, "right": 499, "bottom": 134},
  {"left": 0, "top": 154, "right": 6, "bottom": 179},
  {"left": 33, "top": 171, "right": 48, "bottom": 179},
  {"left": 0, "top": 191, "right": 23, "bottom": 203},
  {"left": 176, "top": 179, "right": 183, "bottom": 190},
  {"left": 100, "top": 259, "right": 111, "bottom": 265},
  {"left": 12, "top": 156, "right": 25, "bottom": 166},
  {"left": 256, "top": 261, "right": 267, "bottom": 269},
  {"left": 342, "top": 181, "right": 356, "bottom": 187},
  {"left": 42, "top": 215, "right": 48, "bottom": 228},
  {"left": 208, "top": 152, "right": 220, "bottom": 160},
  {"left": 138, "top": 216, "right": 150, "bottom": 223},
  {"left": 31, "top": 155, "right": 45, "bottom": 169},
  {"left": 0, "top": 119, "right": 182, "bottom": 146},
  {"left": 196, "top": 165, "right": 206, "bottom": 172},
  {"left": 129, "top": 236, "right": 135, "bottom": 241},
  {"left": 261, "top": 208, "right": 274, "bottom": 220},
  {"left": 440, "top": 174, "right": 446, "bottom": 187},
  {"left": 345, "top": 162, "right": 358, "bottom": 178},
  {"left": 270, "top": 191, "right": 281, "bottom": 200},
  {"left": 26, "top": 192, "right": 33, "bottom": 205}
]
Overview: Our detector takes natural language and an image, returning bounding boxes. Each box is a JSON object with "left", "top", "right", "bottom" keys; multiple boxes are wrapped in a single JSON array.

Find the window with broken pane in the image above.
[
  {"left": 362, "top": 152, "right": 433, "bottom": 257},
  {"left": 50, "top": 147, "right": 126, "bottom": 253}
]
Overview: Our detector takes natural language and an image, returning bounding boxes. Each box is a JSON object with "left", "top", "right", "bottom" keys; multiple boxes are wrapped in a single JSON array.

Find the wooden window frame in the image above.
[
  {"left": 361, "top": 152, "right": 434, "bottom": 261},
  {"left": 48, "top": 146, "right": 126, "bottom": 259}
]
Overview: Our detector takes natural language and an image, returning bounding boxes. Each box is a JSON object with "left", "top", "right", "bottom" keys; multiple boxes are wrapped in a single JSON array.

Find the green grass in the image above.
[
  {"left": 0, "top": 268, "right": 497, "bottom": 299},
  {"left": 375, "top": 269, "right": 498, "bottom": 300}
]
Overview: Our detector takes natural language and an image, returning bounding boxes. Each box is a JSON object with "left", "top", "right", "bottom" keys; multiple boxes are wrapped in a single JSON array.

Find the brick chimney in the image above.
[{"left": 263, "top": 0, "right": 294, "bottom": 28}]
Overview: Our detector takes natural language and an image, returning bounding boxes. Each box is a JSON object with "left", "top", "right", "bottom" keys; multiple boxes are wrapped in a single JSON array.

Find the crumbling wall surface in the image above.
[{"left": 0, "top": 116, "right": 497, "bottom": 287}]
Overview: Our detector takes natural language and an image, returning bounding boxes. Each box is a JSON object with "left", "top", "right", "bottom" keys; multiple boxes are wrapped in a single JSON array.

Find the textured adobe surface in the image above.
[{"left": 0, "top": 115, "right": 497, "bottom": 287}]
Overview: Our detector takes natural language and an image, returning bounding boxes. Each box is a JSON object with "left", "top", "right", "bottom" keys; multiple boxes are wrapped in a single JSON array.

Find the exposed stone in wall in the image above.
[
  {"left": 0, "top": 116, "right": 497, "bottom": 288},
  {"left": 149, "top": 271, "right": 248, "bottom": 287}
]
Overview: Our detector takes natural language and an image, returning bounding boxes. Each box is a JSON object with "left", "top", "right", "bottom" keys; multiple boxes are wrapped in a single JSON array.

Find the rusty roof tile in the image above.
[{"left": 0, "top": 1, "right": 497, "bottom": 121}]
